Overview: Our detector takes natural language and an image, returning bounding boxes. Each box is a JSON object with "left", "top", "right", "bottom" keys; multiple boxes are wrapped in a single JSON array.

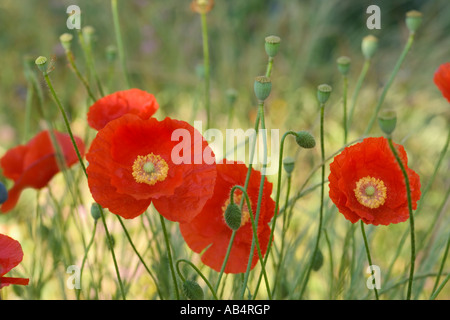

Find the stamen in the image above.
[
  {"left": 354, "top": 176, "right": 387, "bottom": 209},
  {"left": 132, "top": 154, "right": 169, "bottom": 186}
]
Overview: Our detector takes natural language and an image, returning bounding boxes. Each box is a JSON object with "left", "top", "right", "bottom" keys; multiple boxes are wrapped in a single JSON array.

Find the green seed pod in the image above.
[
  {"left": 377, "top": 109, "right": 397, "bottom": 135},
  {"left": 361, "top": 35, "right": 378, "bottom": 60},
  {"left": 182, "top": 280, "right": 204, "bottom": 300},
  {"left": 90, "top": 202, "right": 102, "bottom": 220},
  {"left": 336, "top": 56, "right": 351, "bottom": 76},
  {"left": 317, "top": 84, "right": 332, "bottom": 104},
  {"left": 295, "top": 131, "right": 316, "bottom": 149},
  {"left": 59, "top": 33, "right": 73, "bottom": 52},
  {"left": 282, "top": 157, "right": 295, "bottom": 175},
  {"left": 35, "top": 56, "right": 48, "bottom": 74},
  {"left": 254, "top": 76, "right": 272, "bottom": 102},
  {"left": 264, "top": 35, "right": 281, "bottom": 58},
  {"left": 405, "top": 10, "right": 422, "bottom": 33},
  {"left": 312, "top": 249, "right": 324, "bottom": 271},
  {"left": 224, "top": 202, "right": 242, "bottom": 231}
]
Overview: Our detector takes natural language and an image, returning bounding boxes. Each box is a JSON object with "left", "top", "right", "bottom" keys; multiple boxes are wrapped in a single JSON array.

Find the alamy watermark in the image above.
[{"left": 366, "top": 265, "right": 381, "bottom": 290}]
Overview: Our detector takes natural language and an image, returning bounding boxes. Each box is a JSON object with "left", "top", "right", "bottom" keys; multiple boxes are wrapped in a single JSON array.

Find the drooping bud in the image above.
[
  {"left": 282, "top": 157, "right": 295, "bottom": 175},
  {"left": 264, "top": 35, "right": 281, "bottom": 58},
  {"left": 336, "top": 56, "right": 351, "bottom": 76},
  {"left": 90, "top": 202, "right": 102, "bottom": 220},
  {"left": 59, "top": 33, "right": 73, "bottom": 52},
  {"left": 0, "top": 181, "right": 8, "bottom": 204},
  {"left": 361, "top": 35, "right": 378, "bottom": 60},
  {"left": 182, "top": 279, "right": 204, "bottom": 300},
  {"left": 224, "top": 202, "right": 242, "bottom": 231},
  {"left": 35, "top": 56, "right": 48, "bottom": 74},
  {"left": 295, "top": 131, "right": 316, "bottom": 149},
  {"left": 405, "top": 10, "right": 422, "bottom": 34},
  {"left": 377, "top": 109, "right": 397, "bottom": 135},
  {"left": 317, "top": 84, "right": 332, "bottom": 104},
  {"left": 254, "top": 76, "right": 272, "bottom": 102},
  {"left": 312, "top": 249, "right": 324, "bottom": 271}
]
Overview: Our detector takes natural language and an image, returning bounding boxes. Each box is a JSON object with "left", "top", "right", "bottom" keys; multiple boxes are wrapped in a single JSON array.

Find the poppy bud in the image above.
[
  {"left": 224, "top": 202, "right": 242, "bottom": 231},
  {"left": 336, "top": 56, "right": 351, "bottom": 76},
  {"left": 295, "top": 131, "right": 316, "bottom": 149},
  {"left": 405, "top": 10, "right": 422, "bottom": 34},
  {"left": 265, "top": 35, "right": 281, "bottom": 58},
  {"left": 182, "top": 279, "right": 204, "bottom": 300},
  {"left": 361, "top": 35, "right": 378, "bottom": 60},
  {"left": 35, "top": 56, "right": 48, "bottom": 74},
  {"left": 377, "top": 109, "right": 397, "bottom": 135},
  {"left": 312, "top": 249, "right": 324, "bottom": 271},
  {"left": 254, "top": 76, "right": 272, "bottom": 102},
  {"left": 317, "top": 84, "right": 332, "bottom": 104},
  {"left": 282, "top": 157, "right": 295, "bottom": 175},
  {"left": 90, "top": 202, "right": 102, "bottom": 220},
  {"left": 0, "top": 181, "right": 8, "bottom": 204},
  {"left": 59, "top": 33, "right": 73, "bottom": 52}
]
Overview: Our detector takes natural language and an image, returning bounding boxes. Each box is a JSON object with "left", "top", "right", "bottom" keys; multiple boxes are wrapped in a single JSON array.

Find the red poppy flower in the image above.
[
  {"left": 87, "top": 88, "right": 159, "bottom": 130},
  {"left": 179, "top": 162, "right": 275, "bottom": 274},
  {"left": 328, "top": 137, "right": 421, "bottom": 226},
  {"left": 0, "top": 233, "right": 29, "bottom": 289},
  {"left": 434, "top": 62, "right": 450, "bottom": 103},
  {"left": 86, "top": 113, "right": 216, "bottom": 222},
  {"left": 1, "top": 130, "right": 85, "bottom": 213}
]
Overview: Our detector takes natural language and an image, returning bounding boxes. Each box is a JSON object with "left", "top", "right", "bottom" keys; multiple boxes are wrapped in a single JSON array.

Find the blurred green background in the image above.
[{"left": 0, "top": 0, "right": 448, "bottom": 300}]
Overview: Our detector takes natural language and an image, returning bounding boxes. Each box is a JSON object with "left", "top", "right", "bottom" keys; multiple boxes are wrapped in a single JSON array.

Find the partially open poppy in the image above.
[
  {"left": 434, "top": 62, "right": 450, "bottom": 103},
  {"left": 328, "top": 137, "right": 421, "bottom": 226},
  {"left": 87, "top": 88, "right": 159, "bottom": 130},
  {"left": 179, "top": 162, "right": 275, "bottom": 274},
  {"left": 0, "top": 233, "right": 29, "bottom": 289},
  {"left": 86, "top": 113, "right": 216, "bottom": 222},
  {"left": 1, "top": 130, "right": 85, "bottom": 213}
]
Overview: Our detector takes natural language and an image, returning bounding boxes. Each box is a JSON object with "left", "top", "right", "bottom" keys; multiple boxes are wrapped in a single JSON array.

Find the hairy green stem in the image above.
[
  {"left": 360, "top": 221, "right": 379, "bottom": 299},
  {"left": 159, "top": 215, "right": 180, "bottom": 299}
]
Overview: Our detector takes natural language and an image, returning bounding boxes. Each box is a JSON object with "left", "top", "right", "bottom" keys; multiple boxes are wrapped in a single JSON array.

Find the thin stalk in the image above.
[
  {"left": 298, "top": 102, "right": 326, "bottom": 299},
  {"left": 360, "top": 221, "right": 379, "bottom": 300},
  {"left": 200, "top": 12, "right": 211, "bottom": 130},
  {"left": 387, "top": 137, "right": 415, "bottom": 300},
  {"left": 430, "top": 234, "right": 450, "bottom": 297},
  {"left": 117, "top": 216, "right": 163, "bottom": 299},
  {"left": 111, "top": 0, "right": 131, "bottom": 88},
  {"left": 240, "top": 102, "right": 268, "bottom": 299},
  {"left": 342, "top": 75, "right": 348, "bottom": 144},
  {"left": 430, "top": 273, "right": 450, "bottom": 300},
  {"left": 266, "top": 57, "right": 274, "bottom": 78},
  {"left": 324, "top": 229, "right": 334, "bottom": 300},
  {"left": 159, "top": 215, "right": 180, "bottom": 300},
  {"left": 77, "top": 219, "right": 97, "bottom": 300},
  {"left": 41, "top": 71, "right": 126, "bottom": 300},
  {"left": 365, "top": 33, "right": 415, "bottom": 135},
  {"left": 64, "top": 49, "right": 98, "bottom": 102},
  {"left": 348, "top": 59, "right": 370, "bottom": 128}
]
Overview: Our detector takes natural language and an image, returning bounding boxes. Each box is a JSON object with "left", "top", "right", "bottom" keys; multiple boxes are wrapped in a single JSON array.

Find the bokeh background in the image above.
[{"left": 0, "top": 0, "right": 448, "bottom": 300}]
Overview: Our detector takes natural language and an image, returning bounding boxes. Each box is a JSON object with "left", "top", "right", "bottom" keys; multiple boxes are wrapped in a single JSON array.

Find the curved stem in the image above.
[
  {"left": 387, "top": 137, "right": 415, "bottom": 300},
  {"left": 176, "top": 259, "right": 218, "bottom": 300},
  {"left": 365, "top": 33, "right": 415, "bottom": 135}
]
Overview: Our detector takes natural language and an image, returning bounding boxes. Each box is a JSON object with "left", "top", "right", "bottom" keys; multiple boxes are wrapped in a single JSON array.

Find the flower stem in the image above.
[
  {"left": 111, "top": 0, "right": 131, "bottom": 89},
  {"left": 299, "top": 102, "right": 325, "bottom": 299},
  {"left": 430, "top": 234, "right": 450, "bottom": 298},
  {"left": 342, "top": 75, "right": 348, "bottom": 144},
  {"left": 200, "top": 12, "right": 211, "bottom": 130},
  {"left": 176, "top": 259, "right": 218, "bottom": 300},
  {"left": 64, "top": 49, "right": 98, "bottom": 102},
  {"left": 360, "top": 221, "right": 379, "bottom": 300},
  {"left": 387, "top": 137, "right": 416, "bottom": 300},
  {"left": 159, "top": 214, "right": 180, "bottom": 299},
  {"left": 365, "top": 33, "right": 415, "bottom": 135},
  {"left": 348, "top": 59, "right": 370, "bottom": 128},
  {"left": 240, "top": 101, "right": 268, "bottom": 299}
]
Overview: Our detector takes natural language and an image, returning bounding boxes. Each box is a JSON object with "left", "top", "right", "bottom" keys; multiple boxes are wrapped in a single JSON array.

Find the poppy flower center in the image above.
[
  {"left": 354, "top": 176, "right": 387, "bottom": 209},
  {"left": 222, "top": 193, "right": 251, "bottom": 228},
  {"left": 132, "top": 153, "right": 169, "bottom": 186}
]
